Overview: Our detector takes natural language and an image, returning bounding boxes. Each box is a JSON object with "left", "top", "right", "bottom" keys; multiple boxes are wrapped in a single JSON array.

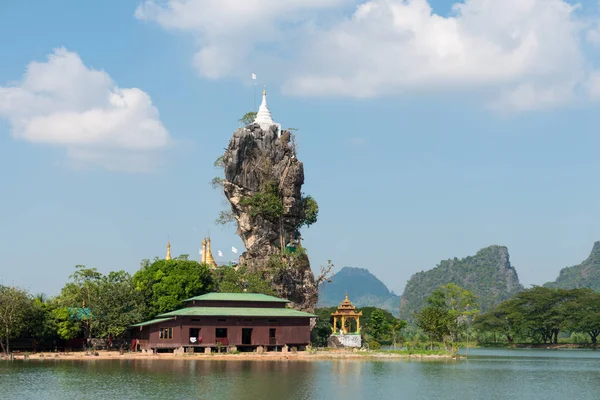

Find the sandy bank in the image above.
[{"left": 4, "top": 349, "right": 452, "bottom": 362}]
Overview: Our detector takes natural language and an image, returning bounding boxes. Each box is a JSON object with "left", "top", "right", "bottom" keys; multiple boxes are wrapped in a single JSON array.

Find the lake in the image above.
[{"left": 2, "top": 349, "right": 600, "bottom": 399}]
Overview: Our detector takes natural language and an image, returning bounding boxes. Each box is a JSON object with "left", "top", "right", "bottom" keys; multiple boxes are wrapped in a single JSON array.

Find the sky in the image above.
[{"left": 2, "top": 0, "right": 600, "bottom": 297}]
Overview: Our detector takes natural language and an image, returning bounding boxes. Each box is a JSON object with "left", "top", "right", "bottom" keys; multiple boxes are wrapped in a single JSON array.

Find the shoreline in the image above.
[{"left": 2, "top": 349, "right": 453, "bottom": 362}]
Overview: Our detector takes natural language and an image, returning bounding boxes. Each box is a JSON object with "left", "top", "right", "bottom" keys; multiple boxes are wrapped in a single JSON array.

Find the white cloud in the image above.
[
  {"left": 0, "top": 48, "right": 170, "bottom": 171},
  {"left": 587, "top": 71, "right": 600, "bottom": 100},
  {"left": 136, "top": 0, "right": 597, "bottom": 112}
]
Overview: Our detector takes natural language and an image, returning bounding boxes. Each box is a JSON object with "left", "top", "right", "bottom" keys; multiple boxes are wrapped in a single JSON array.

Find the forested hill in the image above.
[
  {"left": 317, "top": 267, "right": 400, "bottom": 316},
  {"left": 399, "top": 245, "right": 523, "bottom": 320},
  {"left": 544, "top": 241, "right": 600, "bottom": 291}
]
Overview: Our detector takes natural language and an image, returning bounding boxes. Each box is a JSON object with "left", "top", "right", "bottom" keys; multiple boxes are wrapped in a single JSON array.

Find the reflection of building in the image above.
[
  {"left": 131, "top": 293, "right": 315, "bottom": 352},
  {"left": 328, "top": 293, "right": 363, "bottom": 348}
]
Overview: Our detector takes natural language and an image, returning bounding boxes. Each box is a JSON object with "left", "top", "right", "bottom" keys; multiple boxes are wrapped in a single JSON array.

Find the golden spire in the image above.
[
  {"left": 204, "top": 237, "right": 217, "bottom": 268},
  {"left": 166, "top": 241, "right": 172, "bottom": 260},
  {"left": 201, "top": 237, "right": 207, "bottom": 264}
]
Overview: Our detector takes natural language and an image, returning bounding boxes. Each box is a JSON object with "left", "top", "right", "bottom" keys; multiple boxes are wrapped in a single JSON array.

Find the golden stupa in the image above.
[{"left": 201, "top": 237, "right": 218, "bottom": 268}]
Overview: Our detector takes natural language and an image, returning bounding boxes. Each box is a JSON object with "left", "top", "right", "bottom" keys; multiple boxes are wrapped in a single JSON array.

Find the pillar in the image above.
[
  {"left": 357, "top": 317, "right": 361, "bottom": 332},
  {"left": 333, "top": 317, "right": 337, "bottom": 333}
]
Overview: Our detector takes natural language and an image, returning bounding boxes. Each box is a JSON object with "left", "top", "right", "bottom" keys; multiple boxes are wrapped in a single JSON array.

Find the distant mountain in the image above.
[
  {"left": 318, "top": 267, "right": 400, "bottom": 316},
  {"left": 399, "top": 245, "right": 523, "bottom": 321},
  {"left": 545, "top": 242, "right": 600, "bottom": 291}
]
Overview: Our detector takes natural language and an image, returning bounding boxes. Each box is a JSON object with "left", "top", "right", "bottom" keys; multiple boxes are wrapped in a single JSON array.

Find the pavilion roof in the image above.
[
  {"left": 130, "top": 317, "right": 176, "bottom": 327},
  {"left": 184, "top": 292, "right": 289, "bottom": 303},
  {"left": 157, "top": 307, "right": 315, "bottom": 318}
]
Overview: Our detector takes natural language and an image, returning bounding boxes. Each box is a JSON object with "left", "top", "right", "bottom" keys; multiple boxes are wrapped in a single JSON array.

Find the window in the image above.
[
  {"left": 159, "top": 327, "right": 173, "bottom": 339},
  {"left": 191, "top": 318, "right": 201, "bottom": 322},
  {"left": 217, "top": 318, "right": 227, "bottom": 322},
  {"left": 268, "top": 319, "right": 279, "bottom": 323},
  {"left": 243, "top": 319, "right": 253, "bottom": 322}
]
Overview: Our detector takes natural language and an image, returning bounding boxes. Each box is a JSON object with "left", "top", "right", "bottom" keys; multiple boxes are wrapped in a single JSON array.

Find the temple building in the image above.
[
  {"left": 130, "top": 293, "right": 315, "bottom": 353},
  {"left": 200, "top": 237, "right": 218, "bottom": 268},
  {"left": 328, "top": 293, "right": 363, "bottom": 348},
  {"left": 254, "top": 89, "right": 281, "bottom": 137}
]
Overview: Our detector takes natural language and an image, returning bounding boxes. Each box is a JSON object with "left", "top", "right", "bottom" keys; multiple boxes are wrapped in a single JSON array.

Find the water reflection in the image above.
[{"left": 2, "top": 349, "right": 600, "bottom": 400}]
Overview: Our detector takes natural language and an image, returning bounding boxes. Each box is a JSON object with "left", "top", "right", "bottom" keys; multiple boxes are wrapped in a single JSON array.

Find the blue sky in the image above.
[{"left": 2, "top": 0, "right": 600, "bottom": 297}]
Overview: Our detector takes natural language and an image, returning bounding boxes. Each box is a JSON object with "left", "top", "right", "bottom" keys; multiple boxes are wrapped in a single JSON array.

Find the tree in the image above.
[
  {"left": 57, "top": 266, "right": 147, "bottom": 344},
  {"left": 213, "top": 266, "right": 276, "bottom": 295},
  {"left": 415, "top": 306, "right": 451, "bottom": 350},
  {"left": 94, "top": 271, "right": 146, "bottom": 341},
  {"left": 52, "top": 307, "right": 82, "bottom": 341},
  {"left": 239, "top": 111, "right": 257, "bottom": 126},
  {"left": 133, "top": 258, "right": 214, "bottom": 319},
  {"left": 390, "top": 319, "right": 407, "bottom": 349},
  {"left": 0, "top": 285, "right": 31, "bottom": 354},
  {"left": 369, "top": 309, "right": 387, "bottom": 341},
  {"left": 565, "top": 289, "right": 600, "bottom": 344},
  {"left": 414, "top": 283, "right": 479, "bottom": 351},
  {"left": 56, "top": 265, "right": 102, "bottom": 341},
  {"left": 475, "top": 286, "right": 582, "bottom": 344},
  {"left": 23, "top": 295, "right": 59, "bottom": 351}
]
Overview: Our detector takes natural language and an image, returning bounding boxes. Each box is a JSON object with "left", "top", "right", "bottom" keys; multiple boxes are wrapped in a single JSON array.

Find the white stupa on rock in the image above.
[{"left": 254, "top": 88, "right": 281, "bottom": 136}]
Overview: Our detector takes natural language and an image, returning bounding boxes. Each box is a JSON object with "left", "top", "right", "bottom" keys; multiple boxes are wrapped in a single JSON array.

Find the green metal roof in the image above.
[
  {"left": 130, "top": 317, "right": 175, "bottom": 327},
  {"left": 184, "top": 292, "right": 289, "bottom": 303},
  {"left": 157, "top": 307, "right": 315, "bottom": 318}
]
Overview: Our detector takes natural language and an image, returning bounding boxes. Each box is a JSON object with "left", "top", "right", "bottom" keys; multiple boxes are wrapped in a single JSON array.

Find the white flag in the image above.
[
  {"left": 218, "top": 250, "right": 223, "bottom": 257},
  {"left": 252, "top": 73, "right": 256, "bottom": 80},
  {"left": 199, "top": 248, "right": 203, "bottom": 255},
  {"left": 232, "top": 246, "right": 238, "bottom": 254}
]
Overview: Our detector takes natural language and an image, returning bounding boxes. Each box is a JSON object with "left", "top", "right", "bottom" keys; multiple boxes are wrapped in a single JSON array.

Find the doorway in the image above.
[
  {"left": 269, "top": 328, "right": 276, "bottom": 345},
  {"left": 216, "top": 328, "right": 228, "bottom": 345},
  {"left": 189, "top": 328, "right": 201, "bottom": 344},
  {"left": 242, "top": 328, "right": 253, "bottom": 345}
]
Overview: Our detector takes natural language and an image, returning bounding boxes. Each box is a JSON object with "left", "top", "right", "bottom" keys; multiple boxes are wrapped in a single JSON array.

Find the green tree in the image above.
[
  {"left": 56, "top": 265, "right": 102, "bottom": 341},
  {"left": 369, "top": 309, "right": 387, "bottom": 341},
  {"left": 565, "top": 289, "right": 600, "bottom": 344},
  {"left": 51, "top": 307, "right": 82, "bottom": 340},
  {"left": 213, "top": 266, "right": 275, "bottom": 296},
  {"left": 0, "top": 285, "right": 31, "bottom": 354},
  {"left": 94, "top": 271, "right": 146, "bottom": 341},
  {"left": 134, "top": 258, "right": 214, "bottom": 318},
  {"left": 23, "top": 295, "right": 59, "bottom": 350},
  {"left": 390, "top": 319, "right": 407, "bottom": 349},
  {"left": 239, "top": 111, "right": 257, "bottom": 126},
  {"left": 57, "top": 266, "right": 147, "bottom": 343},
  {"left": 414, "top": 306, "right": 451, "bottom": 350}
]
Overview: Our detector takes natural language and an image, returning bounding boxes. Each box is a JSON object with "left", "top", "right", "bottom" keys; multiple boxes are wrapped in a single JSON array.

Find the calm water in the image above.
[{"left": 1, "top": 349, "right": 600, "bottom": 399}]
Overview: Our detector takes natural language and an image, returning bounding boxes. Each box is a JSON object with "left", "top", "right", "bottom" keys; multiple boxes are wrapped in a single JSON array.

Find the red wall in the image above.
[{"left": 136, "top": 316, "right": 310, "bottom": 350}]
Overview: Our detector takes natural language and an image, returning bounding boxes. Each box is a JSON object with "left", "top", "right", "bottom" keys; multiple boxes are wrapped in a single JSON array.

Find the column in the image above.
[
  {"left": 357, "top": 317, "right": 360, "bottom": 332},
  {"left": 333, "top": 317, "right": 337, "bottom": 333}
]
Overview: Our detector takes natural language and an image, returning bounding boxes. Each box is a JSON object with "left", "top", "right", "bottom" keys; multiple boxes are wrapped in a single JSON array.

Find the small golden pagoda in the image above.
[
  {"left": 165, "top": 241, "right": 172, "bottom": 260},
  {"left": 201, "top": 237, "right": 218, "bottom": 268},
  {"left": 331, "top": 292, "right": 362, "bottom": 334}
]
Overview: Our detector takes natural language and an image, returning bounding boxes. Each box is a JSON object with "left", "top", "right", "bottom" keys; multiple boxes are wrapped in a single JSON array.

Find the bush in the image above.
[{"left": 368, "top": 340, "right": 381, "bottom": 350}]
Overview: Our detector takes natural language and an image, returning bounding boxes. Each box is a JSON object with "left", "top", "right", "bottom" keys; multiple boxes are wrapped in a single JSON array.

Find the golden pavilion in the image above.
[{"left": 331, "top": 293, "right": 362, "bottom": 334}]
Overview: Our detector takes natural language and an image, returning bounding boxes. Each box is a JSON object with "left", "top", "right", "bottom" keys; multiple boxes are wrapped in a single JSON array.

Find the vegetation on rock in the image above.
[
  {"left": 545, "top": 241, "right": 600, "bottom": 291},
  {"left": 400, "top": 245, "right": 523, "bottom": 321}
]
